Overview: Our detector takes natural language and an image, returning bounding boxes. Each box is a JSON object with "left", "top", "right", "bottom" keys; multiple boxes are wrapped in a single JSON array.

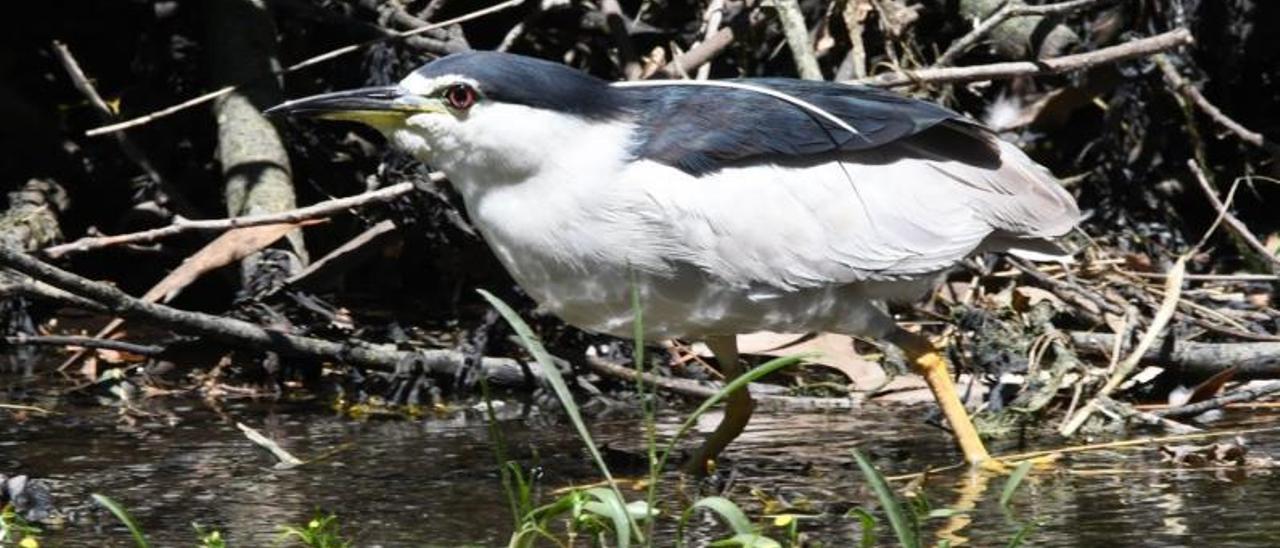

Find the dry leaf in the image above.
[
  {"left": 1184, "top": 366, "right": 1238, "bottom": 406},
  {"left": 736, "top": 332, "right": 884, "bottom": 389},
  {"left": 1012, "top": 285, "right": 1064, "bottom": 311}
]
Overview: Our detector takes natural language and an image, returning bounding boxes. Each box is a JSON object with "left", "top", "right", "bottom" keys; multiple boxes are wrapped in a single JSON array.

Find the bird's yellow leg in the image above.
[
  {"left": 684, "top": 335, "right": 755, "bottom": 476},
  {"left": 887, "top": 329, "right": 999, "bottom": 470}
]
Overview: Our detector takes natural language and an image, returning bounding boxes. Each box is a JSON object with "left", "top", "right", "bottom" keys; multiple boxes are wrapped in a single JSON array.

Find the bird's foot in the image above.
[{"left": 971, "top": 453, "right": 1059, "bottom": 474}]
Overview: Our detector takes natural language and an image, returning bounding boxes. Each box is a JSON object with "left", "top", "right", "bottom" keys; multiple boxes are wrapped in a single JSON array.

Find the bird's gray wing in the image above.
[
  {"left": 625, "top": 127, "right": 1079, "bottom": 289},
  {"left": 622, "top": 78, "right": 993, "bottom": 175}
]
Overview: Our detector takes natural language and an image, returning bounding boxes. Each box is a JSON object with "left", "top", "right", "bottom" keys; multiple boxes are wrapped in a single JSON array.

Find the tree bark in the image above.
[
  {"left": 0, "top": 179, "right": 66, "bottom": 253},
  {"left": 205, "top": 0, "right": 308, "bottom": 290}
]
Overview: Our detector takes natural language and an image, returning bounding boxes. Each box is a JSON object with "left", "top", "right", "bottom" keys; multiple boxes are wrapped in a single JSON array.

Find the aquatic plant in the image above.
[
  {"left": 0, "top": 503, "right": 41, "bottom": 547},
  {"left": 91, "top": 494, "right": 149, "bottom": 548},
  {"left": 278, "top": 512, "right": 352, "bottom": 548},
  {"left": 481, "top": 289, "right": 802, "bottom": 547}
]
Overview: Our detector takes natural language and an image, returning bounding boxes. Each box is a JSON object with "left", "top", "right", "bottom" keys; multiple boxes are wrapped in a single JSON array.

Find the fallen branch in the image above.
[
  {"left": 0, "top": 246, "right": 536, "bottom": 386},
  {"left": 584, "top": 354, "right": 860, "bottom": 410},
  {"left": 1153, "top": 382, "right": 1280, "bottom": 419},
  {"left": 1069, "top": 332, "right": 1280, "bottom": 380},
  {"left": 855, "top": 28, "right": 1193, "bottom": 88},
  {"left": 84, "top": 0, "right": 524, "bottom": 137},
  {"left": 42, "top": 178, "right": 434, "bottom": 258}
]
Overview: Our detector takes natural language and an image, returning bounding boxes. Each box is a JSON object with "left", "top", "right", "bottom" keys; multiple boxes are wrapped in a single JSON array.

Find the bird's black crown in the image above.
[{"left": 413, "top": 51, "right": 631, "bottom": 120}]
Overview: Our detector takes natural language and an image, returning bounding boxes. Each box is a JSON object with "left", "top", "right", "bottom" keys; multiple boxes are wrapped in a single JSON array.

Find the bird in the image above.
[{"left": 268, "top": 51, "right": 1080, "bottom": 474}]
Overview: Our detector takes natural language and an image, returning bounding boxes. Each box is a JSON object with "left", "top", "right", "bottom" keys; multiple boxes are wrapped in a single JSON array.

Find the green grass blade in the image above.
[
  {"left": 584, "top": 487, "right": 633, "bottom": 548},
  {"left": 630, "top": 276, "right": 663, "bottom": 542},
  {"left": 848, "top": 508, "right": 878, "bottom": 548},
  {"left": 679, "top": 495, "right": 770, "bottom": 546},
  {"left": 690, "top": 496, "right": 756, "bottom": 535},
  {"left": 708, "top": 533, "right": 783, "bottom": 548},
  {"left": 850, "top": 450, "right": 917, "bottom": 548},
  {"left": 1000, "top": 461, "right": 1033, "bottom": 508},
  {"left": 1006, "top": 522, "right": 1036, "bottom": 548},
  {"left": 478, "top": 289, "right": 642, "bottom": 543},
  {"left": 655, "top": 354, "right": 807, "bottom": 476},
  {"left": 91, "top": 494, "right": 150, "bottom": 548}
]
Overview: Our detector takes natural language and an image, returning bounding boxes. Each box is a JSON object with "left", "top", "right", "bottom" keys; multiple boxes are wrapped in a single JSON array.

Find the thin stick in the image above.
[
  {"left": 84, "top": 0, "right": 525, "bottom": 137},
  {"left": 1186, "top": 161, "right": 1280, "bottom": 270},
  {"left": 43, "top": 178, "right": 436, "bottom": 258},
  {"left": 4, "top": 334, "right": 165, "bottom": 356},
  {"left": 0, "top": 403, "right": 54, "bottom": 414},
  {"left": 935, "top": 0, "right": 1114, "bottom": 67},
  {"left": 1156, "top": 54, "right": 1280, "bottom": 156},
  {"left": 1121, "top": 271, "right": 1279, "bottom": 282},
  {"left": 854, "top": 28, "right": 1193, "bottom": 88},
  {"left": 1060, "top": 258, "right": 1185, "bottom": 436},
  {"left": 1153, "top": 381, "right": 1280, "bottom": 419},
  {"left": 584, "top": 354, "right": 858, "bottom": 410}
]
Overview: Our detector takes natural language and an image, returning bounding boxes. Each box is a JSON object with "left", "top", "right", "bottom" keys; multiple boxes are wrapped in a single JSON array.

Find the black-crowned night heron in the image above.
[{"left": 269, "top": 51, "right": 1079, "bottom": 473}]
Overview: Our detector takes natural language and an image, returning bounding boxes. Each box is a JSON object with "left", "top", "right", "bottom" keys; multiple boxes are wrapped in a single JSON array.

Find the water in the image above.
[{"left": 5, "top": 381, "right": 1280, "bottom": 546}]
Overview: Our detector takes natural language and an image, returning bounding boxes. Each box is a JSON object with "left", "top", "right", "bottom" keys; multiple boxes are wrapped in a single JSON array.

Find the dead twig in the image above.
[
  {"left": 1060, "top": 255, "right": 1187, "bottom": 435},
  {"left": 3, "top": 334, "right": 165, "bottom": 356},
  {"left": 237, "top": 422, "right": 305, "bottom": 469},
  {"left": 43, "top": 178, "right": 437, "bottom": 258},
  {"left": 935, "top": 0, "right": 1113, "bottom": 67},
  {"left": 855, "top": 28, "right": 1193, "bottom": 88},
  {"left": 1185, "top": 161, "right": 1280, "bottom": 271},
  {"left": 584, "top": 354, "right": 859, "bottom": 410},
  {"left": 84, "top": 0, "right": 524, "bottom": 137},
  {"left": 1156, "top": 54, "right": 1280, "bottom": 157},
  {"left": 1095, "top": 395, "right": 1201, "bottom": 434},
  {"left": 1153, "top": 382, "right": 1280, "bottom": 419}
]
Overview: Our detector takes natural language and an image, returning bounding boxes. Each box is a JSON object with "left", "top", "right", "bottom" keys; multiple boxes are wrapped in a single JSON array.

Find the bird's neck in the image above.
[{"left": 442, "top": 112, "right": 639, "bottom": 204}]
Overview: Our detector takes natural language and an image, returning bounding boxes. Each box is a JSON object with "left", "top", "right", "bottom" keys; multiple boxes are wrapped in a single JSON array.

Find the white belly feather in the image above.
[{"left": 451, "top": 157, "right": 958, "bottom": 340}]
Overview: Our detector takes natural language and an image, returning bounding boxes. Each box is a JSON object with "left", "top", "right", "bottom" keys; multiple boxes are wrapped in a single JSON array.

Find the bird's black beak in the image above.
[{"left": 265, "top": 86, "right": 442, "bottom": 128}]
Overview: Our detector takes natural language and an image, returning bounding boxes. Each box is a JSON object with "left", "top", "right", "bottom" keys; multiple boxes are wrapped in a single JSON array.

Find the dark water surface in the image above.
[{"left": 4, "top": 381, "right": 1280, "bottom": 546}]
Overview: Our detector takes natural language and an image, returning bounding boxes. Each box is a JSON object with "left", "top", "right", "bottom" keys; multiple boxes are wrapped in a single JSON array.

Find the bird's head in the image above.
[{"left": 268, "top": 52, "right": 632, "bottom": 181}]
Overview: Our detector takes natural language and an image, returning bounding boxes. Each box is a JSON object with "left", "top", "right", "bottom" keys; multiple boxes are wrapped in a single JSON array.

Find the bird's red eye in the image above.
[{"left": 444, "top": 84, "right": 476, "bottom": 110}]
